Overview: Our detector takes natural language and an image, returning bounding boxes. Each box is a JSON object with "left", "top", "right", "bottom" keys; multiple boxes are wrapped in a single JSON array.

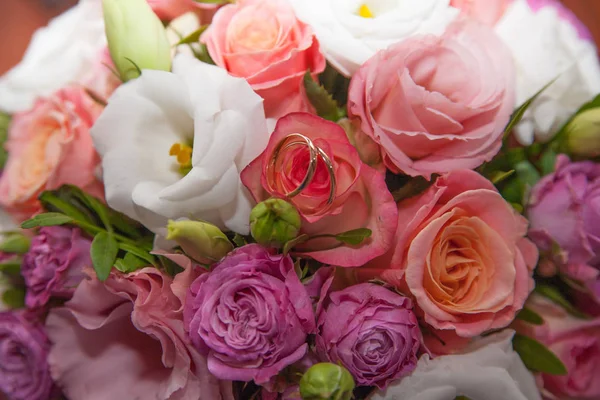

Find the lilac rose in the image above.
[
  {"left": 0, "top": 311, "right": 53, "bottom": 400},
  {"left": 184, "top": 244, "right": 315, "bottom": 384},
  {"left": 21, "top": 226, "right": 91, "bottom": 309},
  {"left": 316, "top": 283, "right": 421, "bottom": 389},
  {"left": 528, "top": 155, "right": 600, "bottom": 301}
]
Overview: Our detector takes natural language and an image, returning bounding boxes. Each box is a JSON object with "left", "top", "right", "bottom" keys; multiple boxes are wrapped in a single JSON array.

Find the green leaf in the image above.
[
  {"left": 283, "top": 234, "right": 310, "bottom": 255},
  {"left": 504, "top": 79, "right": 557, "bottom": 140},
  {"left": 491, "top": 170, "right": 515, "bottom": 185},
  {"left": 303, "top": 70, "right": 346, "bottom": 122},
  {"left": 0, "top": 234, "right": 30, "bottom": 254},
  {"left": 0, "top": 112, "right": 11, "bottom": 170},
  {"left": 90, "top": 232, "right": 119, "bottom": 281},
  {"left": 232, "top": 233, "right": 247, "bottom": 247},
  {"left": 2, "top": 287, "right": 25, "bottom": 309},
  {"left": 118, "top": 242, "right": 156, "bottom": 265},
  {"left": 516, "top": 307, "right": 544, "bottom": 325},
  {"left": 335, "top": 228, "right": 372, "bottom": 245},
  {"left": 513, "top": 333, "right": 567, "bottom": 375},
  {"left": 176, "top": 25, "right": 208, "bottom": 45},
  {"left": 21, "top": 213, "right": 74, "bottom": 229},
  {"left": 538, "top": 147, "right": 558, "bottom": 176},
  {"left": 0, "top": 260, "right": 21, "bottom": 275},
  {"left": 39, "top": 191, "right": 95, "bottom": 225},
  {"left": 114, "top": 252, "right": 148, "bottom": 273},
  {"left": 535, "top": 284, "right": 588, "bottom": 319}
]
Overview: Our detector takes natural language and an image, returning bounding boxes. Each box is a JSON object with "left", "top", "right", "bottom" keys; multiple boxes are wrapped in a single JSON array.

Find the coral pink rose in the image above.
[
  {"left": 241, "top": 113, "right": 397, "bottom": 267},
  {"left": 147, "top": 0, "right": 219, "bottom": 23},
  {"left": 46, "top": 262, "right": 233, "bottom": 400},
  {"left": 202, "top": 0, "right": 325, "bottom": 118},
  {"left": 350, "top": 170, "right": 537, "bottom": 342},
  {"left": 348, "top": 19, "right": 515, "bottom": 178},
  {"left": 0, "top": 86, "right": 103, "bottom": 221},
  {"left": 451, "top": 0, "right": 513, "bottom": 26},
  {"left": 517, "top": 294, "right": 600, "bottom": 399}
]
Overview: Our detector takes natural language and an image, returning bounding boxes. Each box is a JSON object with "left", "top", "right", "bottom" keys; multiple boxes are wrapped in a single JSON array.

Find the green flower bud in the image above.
[
  {"left": 166, "top": 220, "right": 233, "bottom": 264},
  {"left": 565, "top": 108, "right": 600, "bottom": 158},
  {"left": 103, "top": 0, "right": 171, "bottom": 81},
  {"left": 249, "top": 198, "right": 301, "bottom": 247},
  {"left": 299, "top": 363, "right": 355, "bottom": 400}
]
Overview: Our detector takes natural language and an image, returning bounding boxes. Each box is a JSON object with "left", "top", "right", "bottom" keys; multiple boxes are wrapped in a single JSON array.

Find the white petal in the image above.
[{"left": 0, "top": 0, "right": 106, "bottom": 112}]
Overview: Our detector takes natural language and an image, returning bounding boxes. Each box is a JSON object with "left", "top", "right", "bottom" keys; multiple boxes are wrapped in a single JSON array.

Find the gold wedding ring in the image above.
[{"left": 266, "top": 133, "right": 337, "bottom": 207}]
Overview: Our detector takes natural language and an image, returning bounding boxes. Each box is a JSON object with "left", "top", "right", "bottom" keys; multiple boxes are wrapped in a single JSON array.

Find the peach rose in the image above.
[
  {"left": 351, "top": 170, "right": 537, "bottom": 341},
  {"left": 0, "top": 87, "right": 103, "bottom": 221},
  {"left": 201, "top": 0, "right": 325, "bottom": 118},
  {"left": 147, "top": 0, "right": 219, "bottom": 23},
  {"left": 241, "top": 113, "right": 397, "bottom": 267},
  {"left": 347, "top": 19, "right": 515, "bottom": 178},
  {"left": 451, "top": 0, "right": 513, "bottom": 26}
]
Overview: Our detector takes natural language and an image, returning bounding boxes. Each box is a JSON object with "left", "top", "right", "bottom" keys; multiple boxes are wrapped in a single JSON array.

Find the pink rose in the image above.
[
  {"left": 46, "top": 264, "right": 233, "bottom": 400},
  {"left": 241, "top": 113, "right": 398, "bottom": 267},
  {"left": 184, "top": 245, "right": 315, "bottom": 384},
  {"left": 528, "top": 155, "right": 600, "bottom": 303},
  {"left": 518, "top": 294, "right": 600, "bottom": 399},
  {"left": 353, "top": 170, "right": 537, "bottom": 342},
  {"left": 147, "top": 0, "right": 219, "bottom": 23},
  {"left": 347, "top": 19, "right": 515, "bottom": 178},
  {"left": 0, "top": 86, "right": 103, "bottom": 221},
  {"left": 451, "top": 0, "right": 513, "bottom": 26},
  {"left": 316, "top": 283, "right": 421, "bottom": 389},
  {"left": 21, "top": 226, "right": 91, "bottom": 309},
  {"left": 201, "top": 0, "right": 325, "bottom": 118}
]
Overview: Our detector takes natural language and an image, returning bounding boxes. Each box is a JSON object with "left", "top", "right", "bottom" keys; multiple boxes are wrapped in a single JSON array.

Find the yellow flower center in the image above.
[
  {"left": 358, "top": 4, "right": 374, "bottom": 18},
  {"left": 169, "top": 142, "right": 193, "bottom": 176}
]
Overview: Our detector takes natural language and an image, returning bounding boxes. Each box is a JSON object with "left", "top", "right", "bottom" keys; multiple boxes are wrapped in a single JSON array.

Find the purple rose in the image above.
[
  {"left": 528, "top": 155, "right": 600, "bottom": 301},
  {"left": 0, "top": 311, "right": 53, "bottom": 400},
  {"left": 316, "top": 283, "right": 421, "bottom": 389},
  {"left": 184, "top": 244, "right": 315, "bottom": 384},
  {"left": 21, "top": 226, "right": 91, "bottom": 309}
]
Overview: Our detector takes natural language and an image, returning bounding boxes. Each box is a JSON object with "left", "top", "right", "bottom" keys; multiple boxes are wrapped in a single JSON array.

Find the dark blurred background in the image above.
[{"left": 0, "top": 0, "right": 598, "bottom": 75}]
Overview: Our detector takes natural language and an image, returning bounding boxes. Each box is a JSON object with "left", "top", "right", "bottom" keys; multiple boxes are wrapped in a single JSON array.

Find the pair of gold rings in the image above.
[{"left": 266, "top": 133, "right": 337, "bottom": 206}]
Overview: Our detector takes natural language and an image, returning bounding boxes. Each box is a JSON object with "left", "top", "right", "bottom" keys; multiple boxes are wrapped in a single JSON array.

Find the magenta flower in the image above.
[
  {"left": 21, "top": 226, "right": 91, "bottom": 309},
  {"left": 0, "top": 310, "right": 53, "bottom": 400},
  {"left": 184, "top": 244, "right": 316, "bottom": 384},
  {"left": 316, "top": 283, "right": 421, "bottom": 389},
  {"left": 528, "top": 155, "right": 600, "bottom": 301}
]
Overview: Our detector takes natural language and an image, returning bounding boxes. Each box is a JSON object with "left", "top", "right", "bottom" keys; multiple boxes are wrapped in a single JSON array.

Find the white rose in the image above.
[
  {"left": 495, "top": 0, "right": 600, "bottom": 145},
  {"left": 288, "top": 0, "right": 459, "bottom": 76},
  {"left": 370, "top": 330, "right": 541, "bottom": 400},
  {"left": 91, "top": 53, "right": 269, "bottom": 235},
  {"left": 0, "top": 0, "right": 106, "bottom": 113}
]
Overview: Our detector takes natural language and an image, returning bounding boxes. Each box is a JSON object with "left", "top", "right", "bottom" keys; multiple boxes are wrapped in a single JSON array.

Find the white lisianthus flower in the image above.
[
  {"left": 370, "top": 330, "right": 541, "bottom": 400},
  {"left": 288, "top": 0, "right": 459, "bottom": 76},
  {"left": 166, "top": 12, "right": 202, "bottom": 57},
  {"left": 0, "top": 0, "right": 106, "bottom": 113},
  {"left": 91, "top": 53, "right": 269, "bottom": 235},
  {"left": 495, "top": 0, "right": 600, "bottom": 145}
]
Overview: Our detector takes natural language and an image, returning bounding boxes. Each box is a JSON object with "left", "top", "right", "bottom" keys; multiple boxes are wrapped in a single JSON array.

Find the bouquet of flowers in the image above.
[{"left": 1, "top": 0, "right": 600, "bottom": 399}]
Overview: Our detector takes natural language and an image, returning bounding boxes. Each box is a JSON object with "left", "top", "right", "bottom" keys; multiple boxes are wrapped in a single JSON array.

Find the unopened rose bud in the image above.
[
  {"left": 166, "top": 220, "right": 233, "bottom": 264},
  {"left": 564, "top": 108, "right": 600, "bottom": 158},
  {"left": 103, "top": 0, "right": 172, "bottom": 81},
  {"left": 249, "top": 199, "right": 301, "bottom": 247},
  {"left": 299, "top": 363, "right": 355, "bottom": 400}
]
